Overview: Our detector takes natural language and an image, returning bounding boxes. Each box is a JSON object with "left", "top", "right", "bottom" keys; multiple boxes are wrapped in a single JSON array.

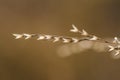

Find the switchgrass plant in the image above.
[{"left": 12, "top": 25, "right": 120, "bottom": 59}]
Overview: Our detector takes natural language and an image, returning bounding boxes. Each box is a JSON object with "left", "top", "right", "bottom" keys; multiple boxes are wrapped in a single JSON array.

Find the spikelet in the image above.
[{"left": 13, "top": 34, "right": 23, "bottom": 39}]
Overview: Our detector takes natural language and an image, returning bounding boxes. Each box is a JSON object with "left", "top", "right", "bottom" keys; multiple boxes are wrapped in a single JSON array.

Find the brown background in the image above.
[{"left": 0, "top": 0, "right": 120, "bottom": 80}]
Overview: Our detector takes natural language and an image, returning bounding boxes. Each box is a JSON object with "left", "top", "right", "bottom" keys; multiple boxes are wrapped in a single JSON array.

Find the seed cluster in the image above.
[{"left": 12, "top": 24, "right": 120, "bottom": 58}]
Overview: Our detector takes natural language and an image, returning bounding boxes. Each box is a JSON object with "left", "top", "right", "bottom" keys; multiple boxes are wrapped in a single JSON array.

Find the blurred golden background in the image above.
[{"left": 0, "top": 0, "right": 120, "bottom": 80}]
